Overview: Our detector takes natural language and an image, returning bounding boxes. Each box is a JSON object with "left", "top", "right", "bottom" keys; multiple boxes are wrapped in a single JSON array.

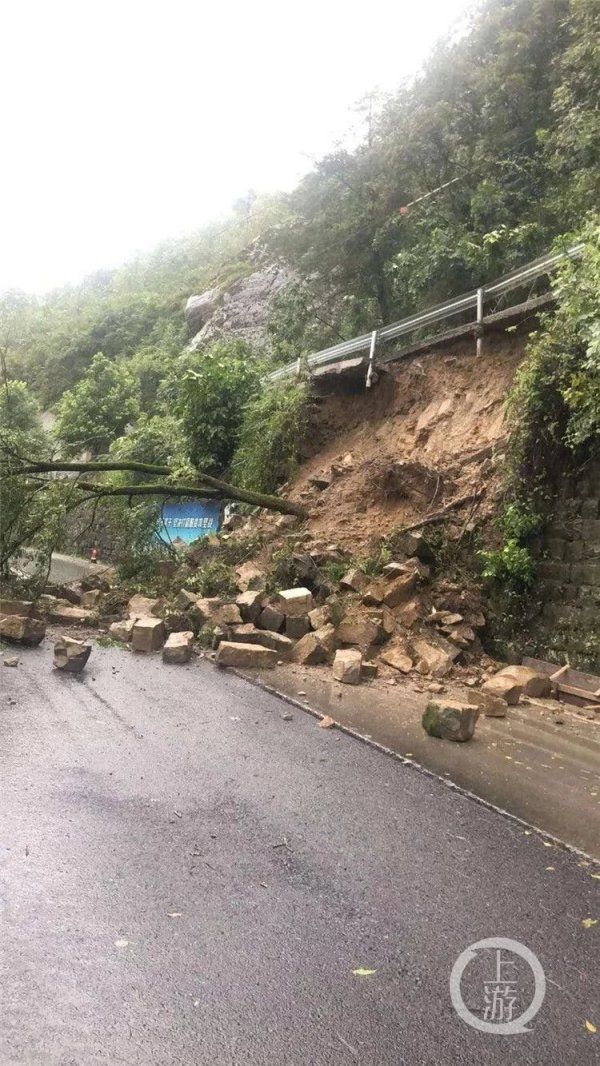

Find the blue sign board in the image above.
[{"left": 160, "top": 500, "right": 222, "bottom": 545}]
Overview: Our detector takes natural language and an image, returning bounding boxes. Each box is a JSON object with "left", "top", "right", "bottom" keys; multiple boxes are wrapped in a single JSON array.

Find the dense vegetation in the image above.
[{"left": 0, "top": 0, "right": 598, "bottom": 583}]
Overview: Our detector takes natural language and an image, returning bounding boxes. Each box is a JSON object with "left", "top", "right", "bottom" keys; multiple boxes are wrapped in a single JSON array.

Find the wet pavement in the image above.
[{"left": 1, "top": 645, "right": 599, "bottom": 1064}]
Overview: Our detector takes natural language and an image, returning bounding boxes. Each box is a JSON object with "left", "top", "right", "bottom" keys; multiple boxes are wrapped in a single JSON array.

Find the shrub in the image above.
[{"left": 232, "top": 380, "right": 309, "bottom": 495}]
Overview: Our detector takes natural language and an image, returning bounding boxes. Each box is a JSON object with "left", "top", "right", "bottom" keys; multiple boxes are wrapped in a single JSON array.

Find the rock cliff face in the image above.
[{"left": 186, "top": 262, "right": 291, "bottom": 352}]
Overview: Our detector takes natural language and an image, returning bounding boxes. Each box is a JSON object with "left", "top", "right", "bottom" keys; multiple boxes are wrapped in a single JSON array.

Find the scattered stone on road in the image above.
[
  {"left": 3, "top": 656, "right": 19, "bottom": 667},
  {"left": 0, "top": 614, "right": 46, "bottom": 646},
  {"left": 422, "top": 699, "right": 480, "bottom": 742},
  {"left": 468, "top": 688, "right": 508, "bottom": 718},
  {"left": 482, "top": 673, "right": 523, "bottom": 705},
  {"left": 276, "top": 587, "right": 314, "bottom": 617},
  {"left": 333, "top": 648, "right": 363, "bottom": 684},
  {"left": 215, "top": 641, "right": 277, "bottom": 669},
  {"left": 495, "top": 664, "right": 553, "bottom": 698},
  {"left": 53, "top": 636, "right": 92, "bottom": 673},
  {"left": 132, "top": 617, "right": 166, "bottom": 653},
  {"left": 162, "top": 631, "right": 194, "bottom": 664},
  {"left": 108, "top": 619, "right": 135, "bottom": 643}
]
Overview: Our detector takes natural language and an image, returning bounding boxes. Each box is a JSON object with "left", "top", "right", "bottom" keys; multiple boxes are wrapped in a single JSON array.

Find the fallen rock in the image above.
[
  {"left": 361, "top": 661, "right": 378, "bottom": 679},
  {"left": 395, "top": 598, "right": 423, "bottom": 628},
  {"left": 162, "top": 631, "right": 194, "bottom": 664},
  {"left": 383, "top": 573, "right": 417, "bottom": 609},
  {"left": 362, "top": 581, "right": 386, "bottom": 607},
  {"left": 468, "top": 689, "right": 508, "bottom": 718},
  {"left": 236, "top": 589, "right": 264, "bottom": 623},
  {"left": 336, "top": 617, "right": 381, "bottom": 650},
  {"left": 332, "top": 648, "right": 362, "bottom": 684},
  {"left": 394, "top": 530, "right": 433, "bottom": 562},
  {"left": 309, "top": 605, "right": 332, "bottom": 630},
  {"left": 285, "top": 614, "right": 311, "bottom": 639},
  {"left": 127, "top": 594, "right": 159, "bottom": 618},
  {"left": 0, "top": 597, "right": 35, "bottom": 616},
  {"left": 379, "top": 646, "right": 414, "bottom": 674},
  {"left": 232, "top": 624, "right": 294, "bottom": 659},
  {"left": 131, "top": 617, "right": 166, "bottom": 653},
  {"left": 53, "top": 636, "right": 92, "bottom": 673},
  {"left": 175, "top": 588, "right": 198, "bottom": 610},
  {"left": 319, "top": 715, "right": 335, "bottom": 728},
  {"left": 108, "top": 619, "right": 135, "bottom": 643},
  {"left": 340, "top": 569, "right": 369, "bottom": 593},
  {"left": 308, "top": 472, "right": 331, "bottom": 490},
  {"left": 215, "top": 641, "right": 277, "bottom": 669},
  {"left": 496, "top": 665, "right": 552, "bottom": 698},
  {"left": 411, "top": 636, "right": 458, "bottom": 677},
  {"left": 292, "top": 632, "right": 328, "bottom": 665},
  {"left": 80, "top": 588, "right": 101, "bottom": 609},
  {"left": 235, "top": 562, "right": 266, "bottom": 591},
  {"left": 4, "top": 656, "right": 19, "bottom": 667},
  {"left": 212, "top": 603, "right": 242, "bottom": 627},
  {"left": 382, "top": 562, "right": 409, "bottom": 581},
  {"left": 48, "top": 605, "right": 93, "bottom": 626},
  {"left": 481, "top": 674, "right": 523, "bottom": 705},
  {"left": 257, "top": 604, "right": 285, "bottom": 633},
  {"left": 190, "top": 597, "right": 221, "bottom": 628},
  {"left": 211, "top": 624, "right": 233, "bottom": 648},
  {"left": 422, "top": 699, "right": 479, "bottom": 742},
  {"left": 0, "top": 614, "right": 46, "bottom": 646},
  {"left": 276, "top": 587, "right": 314, "bottom": 617},
  {"left": 313, "top": 623, "right": 337, "bottom": 655}
]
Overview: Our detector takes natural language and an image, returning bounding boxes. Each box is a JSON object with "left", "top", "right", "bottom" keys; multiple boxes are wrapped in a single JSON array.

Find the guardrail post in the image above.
[
  {"left": 476, "top": 287, "right": 484, "bottom": 357},
  {"left": 365, "top": 330, "right": 378, "bottom": 388}
]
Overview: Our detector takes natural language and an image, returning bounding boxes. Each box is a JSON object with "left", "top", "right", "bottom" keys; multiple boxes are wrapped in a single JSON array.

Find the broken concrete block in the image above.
[
  {"left": 131, "top": 617, "right": 166, "bottom": 653},
  {"left": 380, "top": 646, "right": 414, "bottom": 673},
  {"left": 481, "top": 674, "right": 523, "bottom": 705},
  {"left": 0, "top": 614, "right": 46, "bottom": 646},
  {"left": 285, "top": 614, "right": 311, "bottom": 640},
  {"left": 340, "top": 569, "right": 368, "bottom": 593},
  {"left": 422, "top": 699, "right": 479, "bottom": 742},
  {"left": 108, "top": 619, "right": 135, "bottom": 643},
  {"left": 291, "top": 632, "right": 328, "bottom": 665},
  {"left": 333, "top": 648, "right": 362, "bottom": 684},
  {"left": 276, "top": 587, "right": 314, "bottom": 617},
  {"left": 257, "top": 604, "right": 285, "bottom": 632},
  {"left": 53, "top": 635, "right": 92, "bottom": 673},
  {"left": 383, "top": 573, "right": 417, "bottom": 609},
  {"left": 215, "top": 641, "right": 277, "bottom": 669},
  {"left": 236, "top": 590, "right": 264, "bottom": 623},
  {"left": 496, "top": 665, "right": 552, "bottom": 698},
  {"left": 468, "top": 689, "right": 508, "bottom": 718},
  {"left": 309, "top": 605, "right": 332, "bottom": 630},
  {"left": 162, "top": 631, "right": 194, "bottom": 664}
]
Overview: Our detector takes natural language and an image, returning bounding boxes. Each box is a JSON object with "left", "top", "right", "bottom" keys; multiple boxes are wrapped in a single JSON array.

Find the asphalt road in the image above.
[{"left": 1, "top": 647, "right": 599, "bottom": 1065}]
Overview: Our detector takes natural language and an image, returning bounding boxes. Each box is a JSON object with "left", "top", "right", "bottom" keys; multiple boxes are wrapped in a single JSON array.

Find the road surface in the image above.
[{"left": 1, "top": 646, "right": 599, "bottom": 1064}]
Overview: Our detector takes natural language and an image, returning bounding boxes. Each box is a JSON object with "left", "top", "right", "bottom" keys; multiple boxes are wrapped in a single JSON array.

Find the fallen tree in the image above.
[{"left": 9, "top": 457, "right": 307, "bottom": 517}]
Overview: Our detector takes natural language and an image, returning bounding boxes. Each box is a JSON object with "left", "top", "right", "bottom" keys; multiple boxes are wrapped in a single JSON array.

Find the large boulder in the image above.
[
  {"left": 379, "top": 646, "right": 414, "bottom": 674},
  {"left": 215, "top": 641, "right": 277, "bottom": 669},
  {"left": 382, "top": 573, "right": 417, "bottom": 608},
  {"left": 468, "top": 689, "right": 508, "bottom": 718},
  {"left": 495, "top": 665, "right": 552, "bottom": 699},
  {"left": 127, "top": 594, "right": 159, "bottom": 619},
  {"left": 257, "top": 604, "right": 285, "bottom": 633},
  {"left": 340, "top": 569, "right": 369, "bottom": 593},
  {"left": 335, "top": 616, "right": 382, "bottom": 650},
  {"left": 285, "top": 614, "right": 311, "bottom": 640},
  {"left": 47, "top": 605, "right": 93, "bottom": 626},
  {"left": 291, "top": 632, "right": 328, "bottom": 665},
  {"left": 422, "top": 700, "right": 479, "bottom": 742},
  {"left": 0, "top": 598, "right": 35, "bottom": 616},
  {"left": 0, "top": 614, "right": 46, "bottom": 646},
  {"left": 53, "top": 636, "right": 92, "bottom": 673},
  {"left": 236, "top": 590, "right": 264, "bottom": 623},
  {"left": 332, "top": 649, "right": 362, "bottom": 684},
  {"left": 162, "top": 631, "right": 194, "bottom": 664},
  {"left": 481, "top": 674, "right": 523, "bottom": 706},
  {"left": 411, "top": 636, "right": 458, "bottom": 677}
]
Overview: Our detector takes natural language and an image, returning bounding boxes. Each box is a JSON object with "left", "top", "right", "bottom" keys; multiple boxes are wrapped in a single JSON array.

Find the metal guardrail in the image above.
[{"left": 267, "top": 243, "right": 584, "bottom": 382}]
